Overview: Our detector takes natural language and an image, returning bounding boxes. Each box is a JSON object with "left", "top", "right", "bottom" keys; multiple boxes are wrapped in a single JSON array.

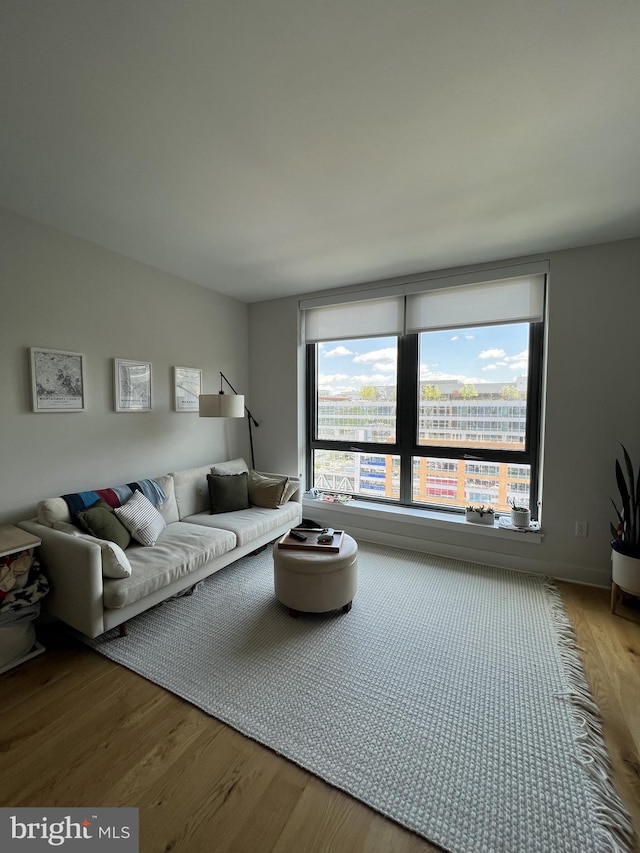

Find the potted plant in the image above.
[
  {"left": 610, "top": 443, "right": 640, "bottom": 600},
  {"left": 508, "top": 498, "right": 531, "bottom": 529},
  {"left": 465, "top": 505, "right": 495, "bottom": 525}
]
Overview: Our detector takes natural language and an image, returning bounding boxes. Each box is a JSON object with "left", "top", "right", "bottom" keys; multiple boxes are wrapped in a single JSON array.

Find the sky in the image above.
[{"left": 318, "top": 324, "right": 529, "bottom": 395}]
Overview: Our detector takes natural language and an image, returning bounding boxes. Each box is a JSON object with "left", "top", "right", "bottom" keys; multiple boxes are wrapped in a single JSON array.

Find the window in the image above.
[{"left": 304, "top": 268, "right": 545, "bottom": 518}]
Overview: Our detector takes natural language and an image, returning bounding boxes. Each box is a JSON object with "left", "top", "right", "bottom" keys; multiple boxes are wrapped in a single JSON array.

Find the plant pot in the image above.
[
  {"left": 510, "top": 508, "right": 531, "bottom": 529},
  {"left": 611, "top": 549, "right": 640, "bottom": 596},
  {"left": 465, "top": 509, "right": 495, "bottom": 525}
]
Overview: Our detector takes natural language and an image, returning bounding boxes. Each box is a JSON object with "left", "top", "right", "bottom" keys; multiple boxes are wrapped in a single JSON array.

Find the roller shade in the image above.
[
  {"left": 301, "top": 264, "right": 547, "bottom": 341},
  {"left": 303, "top": 295, "right": 404, "bottom": 343},
  {"left": 406, "top": 275, "right": 545, "bottom": 333}
]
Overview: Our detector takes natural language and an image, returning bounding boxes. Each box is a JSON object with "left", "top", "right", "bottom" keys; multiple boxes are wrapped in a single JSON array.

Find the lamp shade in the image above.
[{"left": 199, "top": 394, "right": 245, "bottom": 418}]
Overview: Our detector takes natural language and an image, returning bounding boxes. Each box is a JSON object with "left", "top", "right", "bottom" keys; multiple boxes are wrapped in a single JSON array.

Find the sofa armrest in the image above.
[{"left": 18, "top": 520, "right": 106, "bottom": 638}]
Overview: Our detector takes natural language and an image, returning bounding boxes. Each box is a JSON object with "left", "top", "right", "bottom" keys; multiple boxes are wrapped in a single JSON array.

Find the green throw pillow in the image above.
[
  {"left": 248, "top": 470, "right": 289, "bottom": 509},
  {"left": 207, "top": 472, "right": 250, "bottom": 514},
  {"left": 75, "top": 500, "right": 132, "bottom": 550}
]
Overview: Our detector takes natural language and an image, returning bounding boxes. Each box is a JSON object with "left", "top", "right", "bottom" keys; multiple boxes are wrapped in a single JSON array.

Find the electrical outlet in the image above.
[{"left": 575, "top": 521, "right": 588, "bottom": 537}]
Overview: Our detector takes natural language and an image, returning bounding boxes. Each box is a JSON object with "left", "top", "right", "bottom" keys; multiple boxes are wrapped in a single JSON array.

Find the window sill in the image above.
[{"left": 302, "top": 497, "right": 544, "bottom": 544}]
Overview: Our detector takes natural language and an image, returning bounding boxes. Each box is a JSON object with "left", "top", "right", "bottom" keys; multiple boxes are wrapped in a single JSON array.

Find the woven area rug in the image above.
[{"left": 84, "top": 542, "right": 634, "bottom": 853}]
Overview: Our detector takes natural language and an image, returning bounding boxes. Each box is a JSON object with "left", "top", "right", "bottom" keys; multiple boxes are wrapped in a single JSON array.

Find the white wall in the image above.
[
  {"left": 249, "top": 237, "right": 640, "bottom": 586},
  {"left": 4, "top": 207, "right": 638, "bottom": 584},
  {"left": 247, "top": 296, "right": 304, "bottom": 479},
  {"left": 1, "top": 208, "right": 251, "bottom": 524}
]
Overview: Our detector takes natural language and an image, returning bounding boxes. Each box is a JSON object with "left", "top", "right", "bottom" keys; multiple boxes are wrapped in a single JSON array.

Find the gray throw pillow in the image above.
[
  {"left": 207, "top": 472, "right": 250, "bottom": 514},
  {"left": 75, "top": 500, "right": 132, "bottom": 550}
]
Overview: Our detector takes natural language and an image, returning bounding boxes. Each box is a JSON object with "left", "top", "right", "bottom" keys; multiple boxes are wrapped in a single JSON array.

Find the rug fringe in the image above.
[{"left": 544, "top": 580, "right": 636, "bottom": 852}]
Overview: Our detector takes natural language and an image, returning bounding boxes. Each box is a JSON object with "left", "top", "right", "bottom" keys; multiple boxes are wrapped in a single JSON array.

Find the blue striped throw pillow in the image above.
[{"left": 114, "top": 490, "right": 166, "bottom": 546}]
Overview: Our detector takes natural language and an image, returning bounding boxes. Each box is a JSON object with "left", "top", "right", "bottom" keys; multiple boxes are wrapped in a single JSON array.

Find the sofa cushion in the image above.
[
  {"left": 211, "top": 458, "right": 249, "bottom": 476},
  {"left": 103, "top": 522, "right": 236, "bottom": 609},
  {"left": 172, "top": 464, "right": 214, "bottom": 519},
  {"left": 155, "top": 474, "right": 179, "bottom": 524},
  {"left": 208, "top": 472, "right": 250, "bottom": 514},
  {"left": 183, "top": 500, "right": 302, "bottom": 547},
  {"left": 75, "top": 501, "right": 132, "bottom": 550},
  {"left": 114, "top": 491, "right": 167, "bottom": 546}
]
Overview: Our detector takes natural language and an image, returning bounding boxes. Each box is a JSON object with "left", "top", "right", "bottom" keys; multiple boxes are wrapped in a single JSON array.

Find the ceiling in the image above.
[{"left": 2, "top": 1, "right": 640, "bottom": 303}]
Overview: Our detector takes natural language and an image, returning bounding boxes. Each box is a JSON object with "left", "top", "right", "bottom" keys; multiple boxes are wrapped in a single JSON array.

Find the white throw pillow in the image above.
[
  {"left": 92, "top": 539, "right": 132, "bottom": 579},
  {"left": 114, "top": 490, "right": 166, "bottom": 546},
  {"left": 52, "top": 522, "right": 132, "bottom": 579}
]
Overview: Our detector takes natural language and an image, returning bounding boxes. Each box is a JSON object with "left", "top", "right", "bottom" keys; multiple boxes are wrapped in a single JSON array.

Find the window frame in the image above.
[{"left": 306, "top": 309, "right": 544, "bottom": 520}]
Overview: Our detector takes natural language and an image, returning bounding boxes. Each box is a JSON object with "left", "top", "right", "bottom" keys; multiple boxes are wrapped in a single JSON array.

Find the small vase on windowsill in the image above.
[{"left": 509, "top": 499, "right": 531, "bottom": 529}]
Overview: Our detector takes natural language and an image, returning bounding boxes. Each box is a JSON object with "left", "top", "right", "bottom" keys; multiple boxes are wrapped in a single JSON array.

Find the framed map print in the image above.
[
  {"left": 173, "top": 366, "right": 202, "bottom": 412},
  {"left": 30, "top": 347, "right": 86, "bottom": 412},
  {"left": 114, "top": 358, "right": 152, "bottom": 412}
]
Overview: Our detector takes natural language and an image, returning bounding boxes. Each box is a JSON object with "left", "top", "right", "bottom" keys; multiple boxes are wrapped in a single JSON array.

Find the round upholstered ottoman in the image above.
[{"left": 273, "top": 534, "right": 358, "bottom": 617}]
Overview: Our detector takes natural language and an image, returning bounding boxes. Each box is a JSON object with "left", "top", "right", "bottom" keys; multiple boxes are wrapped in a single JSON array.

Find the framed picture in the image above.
[
  {"left": 30, "top": 347, "right": 86, "bottom": 412},
  {"left": 114, "top": 359, "right": 152, "bottom": 412},
  {"left": 173, "top": 366, "right": 202, "bottom": 412}
]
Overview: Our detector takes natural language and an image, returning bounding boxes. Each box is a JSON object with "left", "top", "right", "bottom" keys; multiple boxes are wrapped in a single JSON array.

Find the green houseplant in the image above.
[
  {"left": 508, "top": 497, "right": 531, "bottom": 529},
  {"left": 465, "top": 505, "right": 495, "bottom": 525},
  {"left": 610, "top": 443, "right": 640, "bottom": 602}
]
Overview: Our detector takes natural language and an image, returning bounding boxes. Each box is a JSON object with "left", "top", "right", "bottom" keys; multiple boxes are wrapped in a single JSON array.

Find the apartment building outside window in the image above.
[{"left": 303, "top": 266, "right": 546, "bottom": 518}]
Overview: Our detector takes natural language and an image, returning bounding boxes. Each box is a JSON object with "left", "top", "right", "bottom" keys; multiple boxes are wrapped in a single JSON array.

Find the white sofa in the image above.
[{"left": 18, "top": 460, "right": 302, "bottom": 638}]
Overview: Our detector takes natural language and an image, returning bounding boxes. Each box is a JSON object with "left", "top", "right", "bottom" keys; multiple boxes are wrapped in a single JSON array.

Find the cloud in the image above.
[
  {"left": 375, "top": 362, "right": 396, "bottom": 373},
  {"left": 420, "top": 365, "right": 463, "bottom": 382},
  {"left": 352, "top": 373, "right": 394, "bottom": 384},
  {"left": 420, "top": 365, "right": 488, "bottom": 384},
  {"left": 504, "top": 350, "right": 529, "bottom": 371},
  {"left": 465, "top": 335, "right": 474, "bottom": 339},
  {"left": 318, "top": 373, "right": 350, "bottom": 385},
  {"left": 479, "top": 349, "right": 528, "bottom": 373},
  {"left": 322, "top": 386, "right": 356, "bottom": 395},
  {"left": 323, "top": 345, "right": 354, "bottom": 358},
  {"left": 318, "top": 369, "right": 396, "bottom": 394},
  {"left": 450, "top": 335, "right": 459, "bottom": 341},
  {"left": 353, "top": 347, "right": 397, "bottom": 365}
]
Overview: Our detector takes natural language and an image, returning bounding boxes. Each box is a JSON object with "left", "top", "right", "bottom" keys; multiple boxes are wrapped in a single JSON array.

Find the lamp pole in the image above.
[{"left": 219, "top": 372, "right": 259, "bottom": 469}]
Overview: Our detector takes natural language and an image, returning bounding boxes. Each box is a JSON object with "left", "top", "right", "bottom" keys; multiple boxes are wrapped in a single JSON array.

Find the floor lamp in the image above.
[{"left": 199, "top": 372, "right": 259, "bottom": 469}]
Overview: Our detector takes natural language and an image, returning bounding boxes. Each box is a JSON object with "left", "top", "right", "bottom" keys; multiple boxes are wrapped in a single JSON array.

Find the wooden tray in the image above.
[{"left": 277, "top": 529, "right": 344, "bottom": 552}]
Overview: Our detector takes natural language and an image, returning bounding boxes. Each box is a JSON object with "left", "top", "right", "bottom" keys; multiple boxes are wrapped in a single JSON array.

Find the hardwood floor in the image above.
[{"left": 1, "top": 582, "right": 639, "bottom": 853}]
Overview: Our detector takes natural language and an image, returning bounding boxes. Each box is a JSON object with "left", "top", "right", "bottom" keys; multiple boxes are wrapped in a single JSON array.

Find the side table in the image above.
[{"left": 0, "top": 524, "right": 45, "bottom": 674}]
